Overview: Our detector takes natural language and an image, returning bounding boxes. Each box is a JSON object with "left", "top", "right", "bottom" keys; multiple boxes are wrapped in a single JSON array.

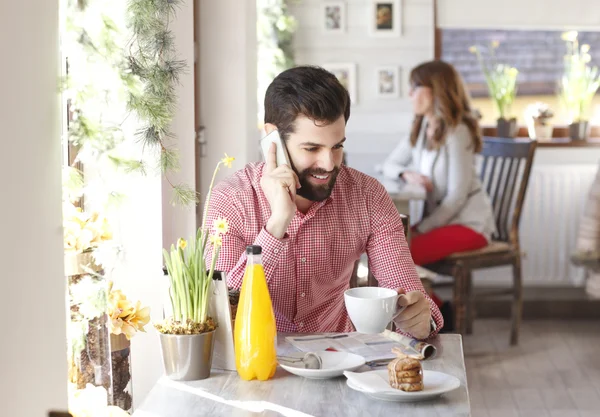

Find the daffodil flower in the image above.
[
  {"left": 468, "top": 46, "right": 477, "bottom": 54},
  {"left": 213, "top": 217, "right": 230, "bottom": 235},
  {"left": 221, "top": 153, "right": 235, "bottom": 168},
  {"left": 177, "top": 238, "right": 187, "bottom": 250},
  {"left": 209, "top": 234, "right": 223, "bottom": 247}
]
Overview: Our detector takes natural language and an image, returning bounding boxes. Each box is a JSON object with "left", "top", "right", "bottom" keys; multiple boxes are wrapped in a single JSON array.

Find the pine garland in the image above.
[
  {"left": 63, "top": 0, "right": 195, "bottom": 207},
  {"left": 126, "top": 0, "right": 197, "bottom": 206},
  {"left": 64, "top": 0, "right": 147, "bottom": 204}
]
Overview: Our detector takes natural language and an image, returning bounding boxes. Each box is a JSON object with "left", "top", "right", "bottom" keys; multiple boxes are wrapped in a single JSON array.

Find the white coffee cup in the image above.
[{"left": 344, "top": 287, "right": 401, "bottom": 334}]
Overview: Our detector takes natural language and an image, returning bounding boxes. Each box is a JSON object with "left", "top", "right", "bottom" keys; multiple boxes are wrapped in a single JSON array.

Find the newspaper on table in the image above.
[{"left": 285, "top": 330, "right": 436, "bottom": 364}]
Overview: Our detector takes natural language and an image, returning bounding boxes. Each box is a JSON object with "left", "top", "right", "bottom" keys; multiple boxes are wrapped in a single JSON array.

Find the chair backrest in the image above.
[
  {"left": 350, "top": 214, "right": 410, "bottom": 288},
  {"left": 480, "top": 137, "right": 537, "bottom": 246}
]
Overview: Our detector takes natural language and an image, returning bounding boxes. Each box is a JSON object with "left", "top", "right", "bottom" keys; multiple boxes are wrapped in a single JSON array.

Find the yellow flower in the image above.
[
  {"left": 508, "top": 67, "right": 519, "bottom": 77},
  {"left": 125, "top": 302, "right": 150, "bottom": 336},
  {"left": 221, "top": 153, "right": 235, "bottom": 168},
  {"left": 491, "top": 40, "right": 500, "bottom": 49},
  {"left": 468, "top": 46, "right": 477, "bottom": 54},
  {"left": 561, "top": 30, "right": 578, "bottom": 42},
  {"left": 177, "top": 238, "right": 187, "bottom": 250},
  {"left": 209, "top": 234, "right": 223, "bottom": 247},
  {"left": 108, "top": 283, "right": 150, "bottom": 339},
  {"left": 63, "top": 203, "right": 112, "bottom": 253},
  {"left": 581, "top": 44, "right": 591, "bottom": 54},
  {"left": 213, "top": 217, "right": 229, "bottom": 235}
]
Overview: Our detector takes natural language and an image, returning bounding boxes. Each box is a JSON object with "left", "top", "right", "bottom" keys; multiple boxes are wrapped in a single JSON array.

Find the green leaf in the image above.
[
  {"left": 171, "top": 184, "right": 199, "bottom": 206},
  {"left": 62, "top": 166, "right": 84, "bottom": 201},
  {"left": 108, "top": 155, "right": 147, "bottom": 174},
  {"left": 160, "top": 147, "right": 180, "bottom": 173}
]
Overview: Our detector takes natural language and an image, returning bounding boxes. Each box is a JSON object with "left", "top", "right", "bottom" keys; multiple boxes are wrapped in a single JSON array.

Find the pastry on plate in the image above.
[{"left": 387, "top": 349, "right": 423, "bottom": 392}]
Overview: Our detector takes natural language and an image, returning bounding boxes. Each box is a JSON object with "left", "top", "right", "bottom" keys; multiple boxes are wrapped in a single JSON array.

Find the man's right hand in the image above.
[{"left": 260, "top": 142, "right": 300, "bottom": 239}]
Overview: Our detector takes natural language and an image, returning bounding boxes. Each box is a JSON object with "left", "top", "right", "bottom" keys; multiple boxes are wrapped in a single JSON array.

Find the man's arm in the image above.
[
  {"left": 204, "top": 141, "right": 301, "bottom": 289},
  {"left": 365, "top": 180, "right": 443, "bottom": 338},
  {"left": 204, "top": 190, "right": 289, "bottom": 289}
]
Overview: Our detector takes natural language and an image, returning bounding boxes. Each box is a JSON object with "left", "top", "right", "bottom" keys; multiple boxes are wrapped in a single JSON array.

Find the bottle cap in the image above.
[{"left": 246, "top": 245, "right": 262, "bottom": 255}]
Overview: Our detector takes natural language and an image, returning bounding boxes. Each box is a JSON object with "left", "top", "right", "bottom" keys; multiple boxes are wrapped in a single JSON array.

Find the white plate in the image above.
[
  {"left": 279, "top": 351, "right": 365, "bottom": 379},
  {"left": 346, "top": 369, "right": 460, "bottom": 402}
]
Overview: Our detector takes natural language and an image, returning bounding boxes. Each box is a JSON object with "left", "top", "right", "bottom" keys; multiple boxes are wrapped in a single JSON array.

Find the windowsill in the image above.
[{"left": 481, "top": 125, "right": 600, "bottom": 147}]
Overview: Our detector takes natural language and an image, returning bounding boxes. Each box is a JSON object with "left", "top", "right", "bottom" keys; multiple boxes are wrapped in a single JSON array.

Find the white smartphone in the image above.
[{"left": 260, "top": 130, "right": 291, "bottom": 168}]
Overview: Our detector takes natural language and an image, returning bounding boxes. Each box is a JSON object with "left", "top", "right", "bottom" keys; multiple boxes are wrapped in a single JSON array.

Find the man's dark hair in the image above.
[{"left": 264, "top": 66, "right": 351, "bottom": 140}]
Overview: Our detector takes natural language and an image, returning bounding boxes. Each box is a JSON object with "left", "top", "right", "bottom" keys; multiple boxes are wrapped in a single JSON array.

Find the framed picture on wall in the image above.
[
  {"left": 369, "top": 0, "right": 402, "bottom": 37},
  {"left": 376, "top": 66, "right": 400, "bottom": 98},
  {"left": 322, "top": 2, "right": 346, "bottom": 33},
  {"left": 323, "top": 63, "right": 357, "bottom": 104}
]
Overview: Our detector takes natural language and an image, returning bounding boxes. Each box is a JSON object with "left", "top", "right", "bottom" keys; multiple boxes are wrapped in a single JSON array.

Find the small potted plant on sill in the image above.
[
  {"left": 107, "top": 283, "right": 150, "bottom": 412},
  {"left": 63, "top": 203, "right": 114, "bottom": 402},
  {"left": 470, "top": 41, "right": 519, "bottom": 138},
  {"left": 525, "top": 102, "right": 554, "bottom": 141},
  {"left": 155, "top": 154, "right": 234, "bottom": 381},
  {"left": 559, "top": 31, "right": 600, "bottom": 141}
]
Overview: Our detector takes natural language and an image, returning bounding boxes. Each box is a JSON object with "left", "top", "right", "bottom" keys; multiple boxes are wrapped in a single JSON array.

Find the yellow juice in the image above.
[{"left": 234, "top": 248, "right": 277, "bottom": 381}]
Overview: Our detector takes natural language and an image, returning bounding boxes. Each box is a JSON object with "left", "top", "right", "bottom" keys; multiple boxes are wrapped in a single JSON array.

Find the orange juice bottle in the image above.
[{"left": 234, "top": 245, "right": 277, "bottom": 380}]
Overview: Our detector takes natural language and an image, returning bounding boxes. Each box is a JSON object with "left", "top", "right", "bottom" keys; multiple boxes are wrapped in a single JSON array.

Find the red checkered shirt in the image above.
[{"left": 205, "top": 162, "right": 443, "bottom": 336}]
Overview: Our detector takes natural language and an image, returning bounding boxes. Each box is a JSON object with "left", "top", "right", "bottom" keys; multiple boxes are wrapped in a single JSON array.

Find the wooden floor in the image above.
[{"left": 464, "top": 319, "right": 600, "bottom": 417}]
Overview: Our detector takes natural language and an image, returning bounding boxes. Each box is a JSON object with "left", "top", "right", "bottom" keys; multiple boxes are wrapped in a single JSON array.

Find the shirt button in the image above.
[
  {"left": 301, "top": 292, "right": 306, "bottom": 297},
  {"left": 301, "top": 257, "right": 306, "bottom": 263},
  {"left": 298, "top": 322, "right": 304, "bottom": 328},
  {"left": 273, "top": 248, "right": 279, "bottom": 254}
]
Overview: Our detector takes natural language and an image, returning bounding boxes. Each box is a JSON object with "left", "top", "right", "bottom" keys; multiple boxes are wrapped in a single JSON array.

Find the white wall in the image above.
[
  {"left": 129, "top": 0, "right": 197, "bottom": 406},
  {"left": 0, "top": 0, "right": 68, "bottom": 415},
  {"left": 161, "top": 0, "right": 197, "bottom": 247},
  {"left": 197, "top": 0, "right": 259, "bottom": 205},
  {"left": 108, "top": 170, "right": 165, "bottom": 409},
  {"left": 438, "top": 0, "right": 600, "bottom": 30},
  {"left": 288, "top": 0, "right": 434, "bottom": 175}
]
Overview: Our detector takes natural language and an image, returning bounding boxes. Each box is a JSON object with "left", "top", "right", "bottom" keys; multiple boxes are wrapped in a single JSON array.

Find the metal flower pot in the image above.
[
  {"left": 497, "top": 117, "right": 518, "bottom": 138},
  {"left": 159, "top": 330, "right": 216, "bottom": 381},
  {"left": 569, "top": 121, "right": 589, "bottom": 141}
]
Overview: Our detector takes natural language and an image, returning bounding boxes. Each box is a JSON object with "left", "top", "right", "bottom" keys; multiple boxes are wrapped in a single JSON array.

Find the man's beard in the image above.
[{"left": 292, "top": 166, "right": 340, "bottom": 201}]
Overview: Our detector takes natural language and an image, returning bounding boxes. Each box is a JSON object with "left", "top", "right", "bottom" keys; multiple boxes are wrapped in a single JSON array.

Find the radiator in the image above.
[{"left": 479, "top": 164, "right": 598, "bottom": 287}]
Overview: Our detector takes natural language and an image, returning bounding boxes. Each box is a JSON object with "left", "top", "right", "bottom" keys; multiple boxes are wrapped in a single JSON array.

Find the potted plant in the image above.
[
  {"left": 107, "top": 283, "right": 150, "bottom": 412},
  {"left": 559, "top": 31, "right": 600, "bottom": 140},
  {"left": 525, "top": 102, "right": 554, "bottom": 141},
  {"left": 64, "top": 203, "right": 115, "bottom": 402},
  {"left": 470, "top": 41, "right": 519, "bottom": 138},
  {"left": 155, "top": 154, "right": 234, "bottom": 381}
]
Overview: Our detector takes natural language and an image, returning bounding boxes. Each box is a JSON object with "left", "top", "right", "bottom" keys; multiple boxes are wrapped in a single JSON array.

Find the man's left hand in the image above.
[{"left": 393, "top": 289, "right": 432, "bottom": 340}]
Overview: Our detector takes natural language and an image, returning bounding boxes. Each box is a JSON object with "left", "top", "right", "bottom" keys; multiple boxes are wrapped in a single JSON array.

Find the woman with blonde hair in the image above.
[{"left": 382, "top": 60, "right": 496, "bottom": 266}]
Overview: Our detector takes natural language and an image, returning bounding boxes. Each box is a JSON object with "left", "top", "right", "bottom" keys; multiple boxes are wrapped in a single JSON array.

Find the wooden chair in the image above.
[
  {"left": 350, "top": 214, "right": 411, "bottom": 288},
  {"left": 428, "top": 137, "right": 537, "bottom": 345}
]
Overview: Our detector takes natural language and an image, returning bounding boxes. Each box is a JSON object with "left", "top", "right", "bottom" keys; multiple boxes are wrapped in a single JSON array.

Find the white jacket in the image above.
[{"left": 382, "top": 123, "right": 497, "bottom": 241}]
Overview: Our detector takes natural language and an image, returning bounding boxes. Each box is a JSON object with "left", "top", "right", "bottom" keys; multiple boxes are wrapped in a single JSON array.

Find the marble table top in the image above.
[{"left": 135, "top": 333, "right": 470, "bottom": 417}]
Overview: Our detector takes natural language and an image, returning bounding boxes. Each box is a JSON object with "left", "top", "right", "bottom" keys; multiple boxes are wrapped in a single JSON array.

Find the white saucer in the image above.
[
  {"left": 279, "top": 351, "right": 365, "bottom": 379},
  {"left": 345, "top": 369, "right": 460, "bottom": 402}
]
